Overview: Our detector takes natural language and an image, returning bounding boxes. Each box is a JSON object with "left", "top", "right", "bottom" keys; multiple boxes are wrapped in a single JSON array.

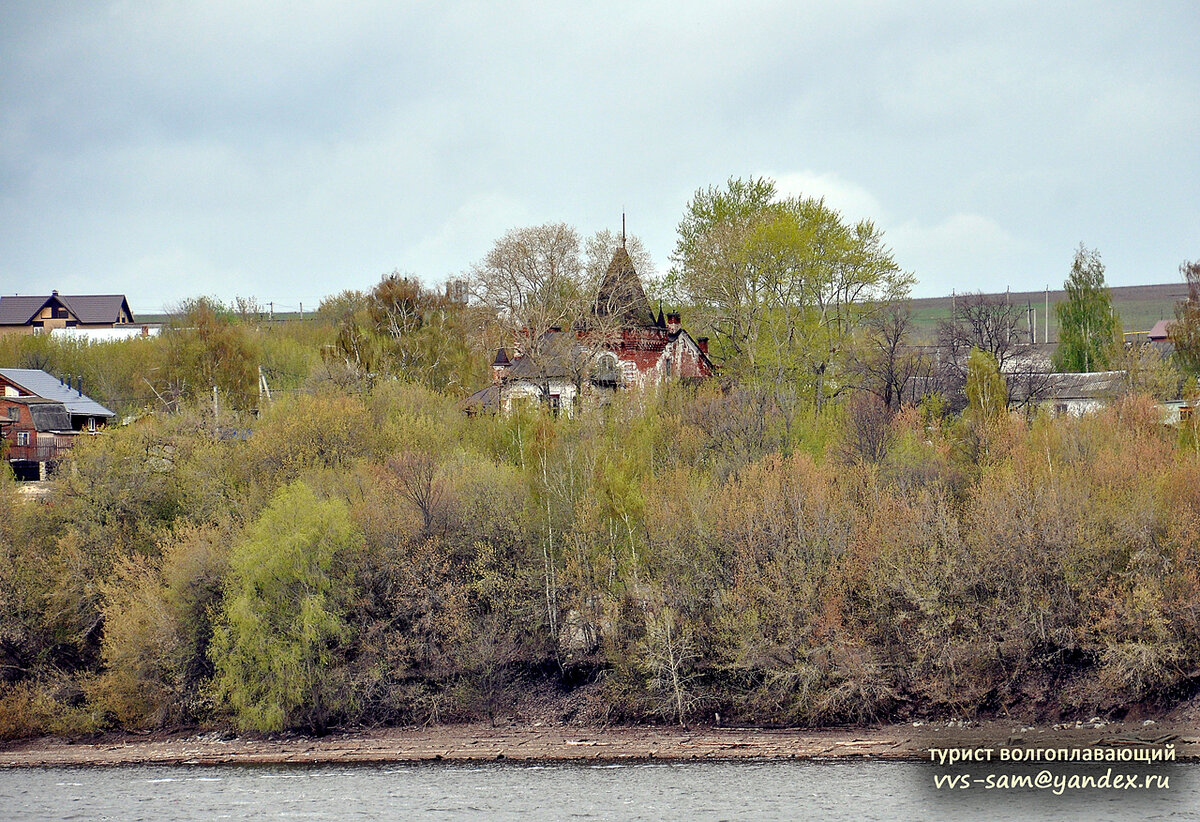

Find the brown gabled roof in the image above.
[
  {"left": 0, "top": 296, "right": 49, "bottom": 325},
  {"left": 594, "top": 247, "right": 656, "bottom": 328},
  {"left": 0, "top": 292, "right": 134, "bottom": 325},
  {"left": 1148, "top": 319, "right": 1175, "bottom": 341}
]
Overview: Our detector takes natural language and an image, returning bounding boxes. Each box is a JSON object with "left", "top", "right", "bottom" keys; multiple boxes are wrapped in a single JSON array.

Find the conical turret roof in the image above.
[{"left": 594, "top": 246, "right": 656, "bottom": 327}]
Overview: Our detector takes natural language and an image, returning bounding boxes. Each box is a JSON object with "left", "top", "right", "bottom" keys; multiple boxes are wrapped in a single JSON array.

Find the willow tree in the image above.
[
  {"left": 162, "top": 297, "right": 259, "bottom": 411},
  {"left": 670, "top": 177, "right": 910, "bottom": 413},
  {"left": 965, "top": 348, "right": 1007, "bottom": 423},
  {"left": 211, "top": 482, "right": 362, "bottom": 732},
  {"left": 1053, "top": 245, "right": 1121, "bottom": 373}
]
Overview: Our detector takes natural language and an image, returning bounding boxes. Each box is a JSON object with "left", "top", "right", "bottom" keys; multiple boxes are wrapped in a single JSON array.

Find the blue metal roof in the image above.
[{"left": 0, "top": 368, "right": 115, "bottom": 419}]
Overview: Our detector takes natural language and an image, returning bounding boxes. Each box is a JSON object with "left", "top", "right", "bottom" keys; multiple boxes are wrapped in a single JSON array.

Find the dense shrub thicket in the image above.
[
  {"left": 1, "top": 338, "right": 1198, "bottom": 735},
  {"left": 1, "top": 209, "right": 1197, "bottom": 734}
]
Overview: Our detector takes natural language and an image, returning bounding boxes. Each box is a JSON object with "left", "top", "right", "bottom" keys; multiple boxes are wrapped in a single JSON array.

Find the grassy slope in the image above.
[{"left": 908, "top": 282, "right": 1188, "bottom": 343}]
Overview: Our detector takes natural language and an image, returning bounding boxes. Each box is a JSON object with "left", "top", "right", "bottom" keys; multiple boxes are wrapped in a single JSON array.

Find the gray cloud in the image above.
[{"left": 2, "top": 1, "right": 1196, "bottom": 312}]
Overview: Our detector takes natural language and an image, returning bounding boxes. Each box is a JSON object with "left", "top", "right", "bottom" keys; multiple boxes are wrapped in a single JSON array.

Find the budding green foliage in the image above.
[
  {"left": 211, "top": 481, "right": 362, "bottom": 732},
  {"left": 1053, "top": 245, "right": 1121, "bottom": 373},
  {"left": 966, "top": 348, "right": 1007, "bottom": 422}
]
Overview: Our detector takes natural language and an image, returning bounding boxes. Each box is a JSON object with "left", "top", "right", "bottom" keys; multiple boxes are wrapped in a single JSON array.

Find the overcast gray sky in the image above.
[{"left": 2, "top": 1, "right": 1196, "bottom": 313}]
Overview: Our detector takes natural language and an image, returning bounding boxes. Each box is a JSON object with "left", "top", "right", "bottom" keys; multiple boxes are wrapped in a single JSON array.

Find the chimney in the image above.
[
  {"left": 697, "top": 337, "right": 709, "bottom": 355},
  {"left": 666, "top": 312, "right": 681, "bottom": 334}
]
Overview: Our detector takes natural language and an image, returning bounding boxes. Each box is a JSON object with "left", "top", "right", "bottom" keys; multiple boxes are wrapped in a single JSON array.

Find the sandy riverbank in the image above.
[{"left": 2, "top": 720, "right": 1196, "bottom": 767}]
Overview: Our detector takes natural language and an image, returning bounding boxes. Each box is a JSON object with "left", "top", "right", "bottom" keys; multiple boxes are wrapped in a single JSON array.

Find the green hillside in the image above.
[{"left": 908, "top": 282, "right": 1188, "bottom": 343}]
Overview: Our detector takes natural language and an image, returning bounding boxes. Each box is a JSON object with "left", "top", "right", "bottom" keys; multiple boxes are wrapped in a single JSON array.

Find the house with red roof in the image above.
[{"left": 463, "top": 245, "right": 715, "bottom": 416}]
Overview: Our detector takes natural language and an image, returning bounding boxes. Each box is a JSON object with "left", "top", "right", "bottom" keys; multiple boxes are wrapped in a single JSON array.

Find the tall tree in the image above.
[
  {"left": 469, "top": 223, "right": 586, "bottom": 402},
  {"left": 936, "top": 291, "right": 1026, "bottom": 374},
  {"left": 162, "top": 297, "right": 259, "bottom": 411},
  {"left": 1053, "top": 245, "right": 1121, "bottom": 372},
  {"left": 670, "top": 177, "right": 910, "bottom": 410},
  {"left": 936, "top": 292, "right": 1051, "bottom": 412},
  {"left": 965, "top": 348, "right": 1007, "bottom": 422},
  {"left": 853, "top": 301, "right": 931, "bottom": 410},
  {"left": 1173, "top": 259, "right": 1200, "bottom": 377},
  {"left": 318, "top": 275, "right": 484, "bottom": 393}
]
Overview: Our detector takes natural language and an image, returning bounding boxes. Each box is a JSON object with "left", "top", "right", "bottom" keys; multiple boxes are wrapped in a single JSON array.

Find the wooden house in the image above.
[{"left": 0, "top": 369, "right": 115, "bottom": 480}]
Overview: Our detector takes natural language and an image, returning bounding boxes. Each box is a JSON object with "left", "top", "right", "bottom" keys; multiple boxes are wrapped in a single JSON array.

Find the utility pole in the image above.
[
  {"left": 258, "top": 365, "right": 272, "bottom": 403},
  {"left": 1045, "top": 286, "right": 1050, "bottom": 344},
  {"left": 1005, "top": 286, "right": 1011, "bottom": 347}
]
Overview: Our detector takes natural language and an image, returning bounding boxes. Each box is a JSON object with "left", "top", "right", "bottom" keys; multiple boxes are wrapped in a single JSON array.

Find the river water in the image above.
[{"left": 0, "top": 760, "right": 1194, "bottom": 821}]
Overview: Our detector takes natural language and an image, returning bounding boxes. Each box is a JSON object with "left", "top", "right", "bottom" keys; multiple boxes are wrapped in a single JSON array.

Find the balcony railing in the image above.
[{"left": 4, "top": 442, "right": 71, "bottom": 463}]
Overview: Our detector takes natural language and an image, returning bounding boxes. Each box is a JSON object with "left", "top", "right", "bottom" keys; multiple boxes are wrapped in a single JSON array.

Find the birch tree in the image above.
[{"left": 1053, "top": 245, "right": 1121, "bottom": 373}]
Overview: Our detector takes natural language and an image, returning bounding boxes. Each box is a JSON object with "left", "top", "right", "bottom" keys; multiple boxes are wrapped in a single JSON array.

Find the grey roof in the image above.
[
  {"left": 1045, "top": 370, "right": 1126, "bottom": 400},
  {"left": 24, "top": 400, "right": 73, "bottom": 432},
  {"left": 503, "top": 331, "right": 625, "bottom": 383},
  {"left": 0, "top": 368, "right": 115, "bottom": 418},
  {"left": 460, "top": 384, "right": 501, "bottom": 411},
  {"left": 0, "top": 293, "right": 133, "bottom": 325},
  {"left": 505, "top": 332, "right": 579, "bottom": 380}
]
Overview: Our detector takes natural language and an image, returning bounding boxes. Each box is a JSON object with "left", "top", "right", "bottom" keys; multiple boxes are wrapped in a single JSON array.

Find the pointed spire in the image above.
[
  {"left": 595, "top": 244, "right": 654, "bottom": 327},
  {"left": 621, "top": 213, "right": 626, "bottom": 247}
]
